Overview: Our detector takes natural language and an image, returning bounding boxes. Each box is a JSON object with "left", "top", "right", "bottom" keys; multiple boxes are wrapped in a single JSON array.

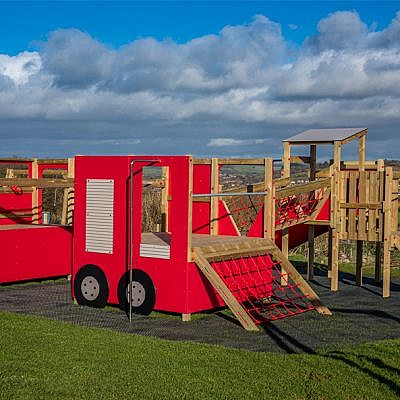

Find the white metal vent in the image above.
[
  {"left": 140, "top": 244, "right": 171, "bottom": 259},
  {"left": 85, "top": 179, "right": 114, "bottom": 254}
]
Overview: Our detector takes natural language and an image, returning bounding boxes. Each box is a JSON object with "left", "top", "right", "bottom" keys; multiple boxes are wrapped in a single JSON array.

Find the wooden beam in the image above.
[
  {"left": 210, "top": 158, "right": 219, "bottom": 235},
  {"left": 327, "top": 228, "right": 333, "bottom": 278},
  {"left": 31, "top": 159, "right": 39, "bottom": 224},
  {"left": 193, "top": 158, "right": 266, "bottom": 165},
  {"left": 193, "top": 248, "right": 259, "bottom": 331},
  {"left": 358, "top": 135, "right": 366, "bottom": 172},
  {"left": 223, "top": 176, "right": 290, "bottom": 195},
  {"left": 307, "top": 225, "right": 315, "bottom": 281},
  {"left": 182, "top": 313, "right": 191, "bottom": 322},
  {"left": 382, "top": 167, "right": 393, "bottom": 298},
  {"left": 290, "top": 156, "right": 311, "bottom": 164},
  {"left": 356, "top": 240, "right": 363, "bottom": 286},
  {"left": 275, "top": 178, "right": 330, "bottom": 199},
  {"left": 282, "top": 141, "right": 290, "bottom": 178},
  {"left": 340, "top": 202, "right": 382, "bottom": 210},
  {"left": 330, "top": 164, "right": 340, "bottom": 290},
  {"left": 269, "top": 245, "right": 331, "bottom": 315},
  {"left": 281, "top": 227, "right": 289, "bottom": 286},
  {"left": 161, "top": 167, "right": 169, "bottom": 232},
  {"left": 65, "top": 157, "right": 75, "bottom": 225},
  {"left": 0, "top": 178, "right": 74, "bottom": 188},
  {"left": 307, "top": 144, "right": 317, "bottom": 281},
  {"left": 187, "top": 157, "right": 194, "bottom": 262},
  {"left": 340, "top": 129, "right": 368, "bottom": 145},
  {"left": 264, "top": 158, "right": 274, "bottom": 240},
  {"left": 375, "top": 242, "right": 382, "bottom": 282}
]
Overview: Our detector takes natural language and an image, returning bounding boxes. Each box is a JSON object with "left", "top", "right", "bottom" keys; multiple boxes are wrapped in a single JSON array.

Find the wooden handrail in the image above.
[{"left": 275, "top": 178, "right": 330, "bottom": 199}]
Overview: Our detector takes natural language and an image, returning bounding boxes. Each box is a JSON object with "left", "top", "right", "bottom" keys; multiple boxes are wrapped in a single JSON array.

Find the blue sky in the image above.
[
  {"left": 1, "top": 1, "right": 399, "bottom": 54},
  {"left": 0, "top": 1, "right": 399, "bottom": 159}
]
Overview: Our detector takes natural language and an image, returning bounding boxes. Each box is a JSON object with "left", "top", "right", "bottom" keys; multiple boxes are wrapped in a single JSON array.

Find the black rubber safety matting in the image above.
[{"left": 0, "top": 268, "right": 399, "bottom": 354}]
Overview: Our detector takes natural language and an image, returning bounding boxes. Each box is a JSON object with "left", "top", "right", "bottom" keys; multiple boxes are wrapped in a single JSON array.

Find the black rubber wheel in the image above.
[
  {"left": 74, "top": 265, "right": 109, "bottom": 308},
  {"left": 118, "top": 269, "right": 156, "bottom": 316}
]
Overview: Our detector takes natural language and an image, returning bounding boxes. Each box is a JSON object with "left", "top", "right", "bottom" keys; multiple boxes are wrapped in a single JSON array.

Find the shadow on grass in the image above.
[
  {"left": 291, "top": 258, "right": 400, "bottom": 293},
  {"left": 260, "top": 322, "right": 316, "bottom": 354},
  {"left": 325, "top": 351, "right": 400, "bottom": 396},
  {"left": 260, "top": 316, "right": 400, "bottom": 396},
  {"left": 329, "top": 308, "right": 400, "bottom": 324}
]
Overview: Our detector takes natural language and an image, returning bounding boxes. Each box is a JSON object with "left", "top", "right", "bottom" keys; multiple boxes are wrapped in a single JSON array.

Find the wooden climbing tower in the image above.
[{"left": 281, "top": 128, "right": 399, "bottom": 298}]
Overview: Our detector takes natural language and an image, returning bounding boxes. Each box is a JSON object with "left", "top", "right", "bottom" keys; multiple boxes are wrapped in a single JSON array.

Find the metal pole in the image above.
[
  {"left": 129, "top": 161, "right": 134, "bottom": 322},
  {"left": 128, "top": 159, "right": 159, "bottom": 322},
  {"left": 192, "top": 191, "right": 268, "bottom": 198}
]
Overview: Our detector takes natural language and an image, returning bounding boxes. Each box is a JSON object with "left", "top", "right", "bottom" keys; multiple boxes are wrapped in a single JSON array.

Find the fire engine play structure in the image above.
[{"left": 0, "top": 128, "right": 399, "bottom": 331}]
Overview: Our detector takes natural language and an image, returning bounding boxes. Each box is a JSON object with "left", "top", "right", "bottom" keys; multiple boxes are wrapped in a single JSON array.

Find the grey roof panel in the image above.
[{"left": 284, "top": 127, "right": 367, "bottom": 143}]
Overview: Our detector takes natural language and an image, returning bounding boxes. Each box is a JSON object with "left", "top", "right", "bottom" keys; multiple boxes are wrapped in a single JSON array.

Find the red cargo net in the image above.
[
  {"left": 223, "top": 187, "right": 325, "bottom": 234},
  {"left": 275, "top": 188, "right": 325, "bottom": 227},
  {"left": 210, "top": 254, "right": 315, "bottom": 324},
  {"left": 224, "top": 194, "right": 264, "bottom": 235}
]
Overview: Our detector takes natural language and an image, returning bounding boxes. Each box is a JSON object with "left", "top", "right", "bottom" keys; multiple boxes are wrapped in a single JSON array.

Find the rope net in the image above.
[
  {"left": 210, "top": 253, "right": 315, "bottom": 324},
  {"left": 223, "top": 186, "right": 326, "bottom": 235},
  {"left": 224, "top": 194, "right": 264, "bottom": 235},
  {"left": 275, "top": 188, "right": 326, "bottom": 227}
]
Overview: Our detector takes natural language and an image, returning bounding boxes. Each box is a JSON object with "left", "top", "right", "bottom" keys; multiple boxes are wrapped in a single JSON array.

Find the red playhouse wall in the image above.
[
  {"left": 0, "top": 160, "right": 69, "bottom": 225},
  {"left": 0, "top": 225, "right": 72, "bottom": 284},
  {"left": 73, "top": 156, "right": 203, "bottom": 313},
  {"left": 0, "top": 160, "right": 34, "bottom": 225},
  {"left": 73, "top": 156, "right": 329, "bottom": 315}
]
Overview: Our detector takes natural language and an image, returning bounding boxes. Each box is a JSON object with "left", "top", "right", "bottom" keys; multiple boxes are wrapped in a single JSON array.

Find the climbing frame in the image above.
[{"left": 193, "top": 238, "right": 331, "bottom": 331}]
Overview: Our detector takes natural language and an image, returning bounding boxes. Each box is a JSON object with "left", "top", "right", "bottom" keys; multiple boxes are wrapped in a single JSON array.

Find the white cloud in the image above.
[
  {"left": 0, "top": 11, "right": 400, "bottom": 158},
  {"left": 0, "top": 51, "right": 41, "bottom": 84},
  {"left": 208, "top": 138, "right": 268, "bottom": 147}
]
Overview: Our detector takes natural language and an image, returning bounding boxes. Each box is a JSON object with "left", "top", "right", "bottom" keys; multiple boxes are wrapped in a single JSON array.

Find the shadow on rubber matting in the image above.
[{"left": 0, "top": 268, "right": 399, "bottom": 354}]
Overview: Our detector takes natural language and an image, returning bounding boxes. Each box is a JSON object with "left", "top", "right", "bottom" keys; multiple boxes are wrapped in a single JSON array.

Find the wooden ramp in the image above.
[{"left": 193, "top": 238, "right": 331, "bottom": 331}]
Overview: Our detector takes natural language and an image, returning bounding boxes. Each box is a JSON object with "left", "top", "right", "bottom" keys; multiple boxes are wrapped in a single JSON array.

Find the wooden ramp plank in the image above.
[
  {"left": 193, "top": 239, "right": 331, "bottom": 331},
  {"left": 268, "top": 243, "right": 332, "bottom": 316},
  {"left": 193, "top": 248, "right": 260, "bottom": 331}
]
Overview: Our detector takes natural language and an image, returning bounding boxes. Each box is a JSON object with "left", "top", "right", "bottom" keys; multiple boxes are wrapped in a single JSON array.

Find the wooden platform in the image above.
[
  {"left": 0, "top": 224, "right": 58, "bottom": 231},
  {"left": 141, "top": 232, "right": 266, "bottom": 248},
  {"left": 141, "top": 232, "right": 274, "bottom": 261}
]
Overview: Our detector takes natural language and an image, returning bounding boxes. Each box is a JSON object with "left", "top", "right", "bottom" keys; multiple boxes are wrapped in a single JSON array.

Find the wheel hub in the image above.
[
  {"left": 126, "top": 281, "right": 146, "bottom": 307},
  {"left": 81, "top": 276, "right": 100, "bottom": 301}
]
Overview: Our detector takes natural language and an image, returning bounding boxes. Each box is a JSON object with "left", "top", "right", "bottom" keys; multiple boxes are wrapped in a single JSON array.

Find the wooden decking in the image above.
[
  {"left": 141, "top": 232, "right": 276, "bottom": 261},
  {"left": 0, "top": 224, "right": 54, "bottom": 231}
]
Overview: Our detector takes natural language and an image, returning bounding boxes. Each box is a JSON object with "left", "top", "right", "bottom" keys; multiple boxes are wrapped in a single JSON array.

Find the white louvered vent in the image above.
[{"left": 85, "top": 179, "right": 114, "bottom": 254}]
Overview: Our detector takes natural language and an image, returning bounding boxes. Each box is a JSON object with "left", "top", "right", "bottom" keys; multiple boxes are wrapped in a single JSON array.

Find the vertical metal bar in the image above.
[
  {"left": 129, "top": 161, "right": 134, "bottom": 322},
  {"left": 128, "top": 159, "right": 159, "bottom": 322}
]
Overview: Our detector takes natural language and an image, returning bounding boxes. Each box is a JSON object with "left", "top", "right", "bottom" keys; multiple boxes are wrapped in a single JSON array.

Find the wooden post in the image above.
[
  {"left": 193, "top": 249, "right": 260, "bottom": 331},
  {"left": 210, "top": 158, "right": 219, "bottom": 235},
  {"left": 382, "top": 167, "right": 393, "bottom": 298},
  {"left": 182, "top": 313, "right": 191, "bottom": 322},
  {"left": 356, "top": 240, "right": 363, "bottom": 286},
  {"left": 281, "top": 227, "right": 289, "bottom": 285},
  {"left": 307, "top": 145, "right": 317, "bottom": 280},
  {"left": 282, "top": 142, "right": 291, "bottom": 179},
  {"left": 263, "top": 158, "right": 274, "bottom": 241},
  {"left": 307, "top": 226, "right": 315, "bottom": 280},
  {"left": 66, "top": 157, "right": 74, "bottom": 225},
  {"left": 327, "top": 228, "right": 333, "bottom": 278},
  {"left": 330, "top": 143, "right": 341, "bottom": 291},
  {"left": 359, "top": 135, "right": 366, "bottom": 171},
  {"left": 375, "top": 242, "right": 382, "bottom": 282},
  {"left": 187, "top": 157, "right": 194, "bottom": 261},
  {"left": 31, "top": 159, "right": 39, "bottom": 224},
  {"left": 161, "top": 166, "right": 169, "bottom": 232}
]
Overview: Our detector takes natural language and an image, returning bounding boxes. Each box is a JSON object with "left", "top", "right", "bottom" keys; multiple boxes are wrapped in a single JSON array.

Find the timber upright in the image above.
[{"left": 0, "top": 127, "right": 397, "bottom": 331}]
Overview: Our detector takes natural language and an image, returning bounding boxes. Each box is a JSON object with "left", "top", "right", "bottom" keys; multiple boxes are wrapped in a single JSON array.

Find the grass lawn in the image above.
[
  {"left": 0, "top": 311, "right": 399, "bottom": 400},
  {"left": 289, "top": 254, "right": 400, "bottom": 280}
]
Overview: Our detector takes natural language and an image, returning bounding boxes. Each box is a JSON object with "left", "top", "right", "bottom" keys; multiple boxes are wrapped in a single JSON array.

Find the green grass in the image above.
[
  {"left": 289, "top": 254, "right": 400, "bottom": 280},
  {"left": 0, "top": 311, "right": 399, "bottom": 400}
]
